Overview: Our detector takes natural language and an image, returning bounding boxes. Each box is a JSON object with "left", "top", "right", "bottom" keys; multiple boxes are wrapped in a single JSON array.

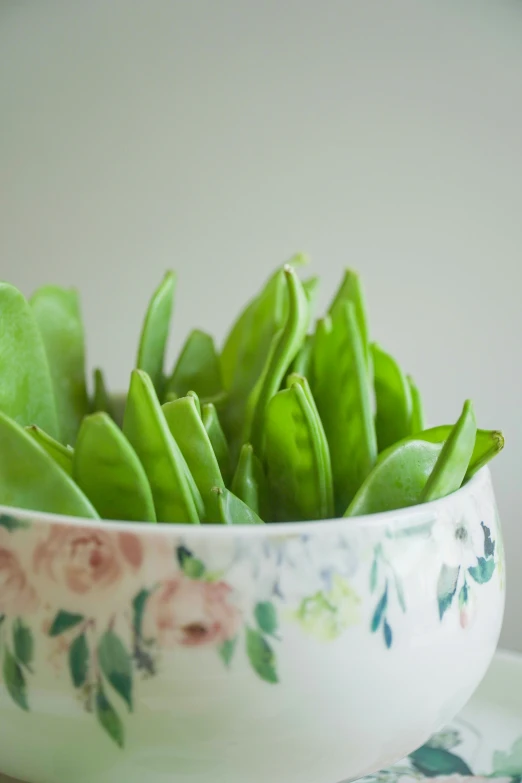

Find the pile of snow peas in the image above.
[{"left": 0, "top": 256, "right": 504, "bottom": 523}]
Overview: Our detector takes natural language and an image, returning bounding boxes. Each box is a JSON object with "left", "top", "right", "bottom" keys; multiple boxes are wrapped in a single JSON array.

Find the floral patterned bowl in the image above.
[{"left": 0, "top": 467, "right": 504, "bottom": 783}]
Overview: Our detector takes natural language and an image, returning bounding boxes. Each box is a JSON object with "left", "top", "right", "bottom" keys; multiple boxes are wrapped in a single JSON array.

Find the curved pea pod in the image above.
[
  {"left": 345, "top": 438, "right": 444, "bottom": 516},
  {"left": 248, "top": 266, "right": 310, "bottom": 452},
  {"left": 328, "top": 269, "right": 370, "bottom": 365},
  {"left": 211, "top": 486, "right": 264, "bottom": 525},
  {"left": 0, "top": 283, "right": 59, "bottom": 438},
  {"left": 231, "top": 443, "right": 270, "bottom": 519},
  {"left": 372, "top": 342, "right": 413, "bottom": 452},
  {"left": 162, "top": 396, "right": 224, "bottom": 522},
  {"left": 202, "top": 403, "right": 232, "bottom": 486},
  {"left": 313, "top": 303, "right": 377, "bottom": 514},
  {"left": 0, "top": 413, "right": 98, "bottom": 518},
  {"left": 408, "top": 374, "right": 424, "bottom": 434},
  {"left": 92, "top": 368, "right": 115, "bottom": 420},
  {"left": 136, "top": 271, "right": 176, "bottom": 396},
  {"left": 26, "top": 425, "right": 73, "bottom": 476},
  {"left": 166, "top": 330, "right": 223, "bottom": 402},
  {"left": 290, "top": 334, "right": 314, "bottom": 381},
  {"left": 30, "top": 285, "right": 89, "bottom": 446},
  {"left": 263, "top": 375, "right": 334, "bottom": 521},
  {"left": 421, "top": 400, "right": 477, "bottom": 502},
  {"left": 74, "top": 412, "right": 156, "bottom": 522},
  {"left": 123, "top": 370, "right": 201, "bottom": 523}
]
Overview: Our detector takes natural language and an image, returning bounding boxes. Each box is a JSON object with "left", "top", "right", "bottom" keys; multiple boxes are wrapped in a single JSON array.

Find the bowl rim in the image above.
[{"left": 0, "top": 466, "right": 493, "bottom": 537}]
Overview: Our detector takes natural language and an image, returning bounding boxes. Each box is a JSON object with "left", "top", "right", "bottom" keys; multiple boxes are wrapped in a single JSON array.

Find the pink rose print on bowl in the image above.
[{"left": 0, "top": 544, "right": 38, "bottom": 618}]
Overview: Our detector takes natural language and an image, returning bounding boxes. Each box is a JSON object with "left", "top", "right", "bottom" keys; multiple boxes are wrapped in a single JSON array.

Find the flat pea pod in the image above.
[
  {"left": 74, "top": 412, "right": 156, "bottom": 522},
  {"left": 248, "top": 266, "right": 310, "bottom": 452},
  {"left": 290, "top": 334, "right": 314, "bottom": 381},
  {"left": 166, "top": 330, "right": 223, "bottom": 402},
  {"left": 162, "top": 396, "right": 224, "bottom": 522},
  {"left": 30, "top": 286, "right": 89, "bottom": 446},
  {"left": 202, "top": 403, "right": 232, "bottom": 486},
  {"left": 412, "top": 425, "right": 503, "bottom": 480},
  {"left": 328, "top": 269, "right": 370, "bottom": 365},
  {"left": 263, "top": 374, "right": 334, "bottom": 521},
  {"left": 211, "top": 486, "right": 264, "bottom": 525},
  {"left": 26, "top": 425, "right": 73, "bottom": 476},
  {"left": 408, "top": 374, "right": 424, "bottom": 434},
  {"left": 313, "top": 303, "right": 377, "bottom": 514},
  {"left": 231, "top": 443, "right": 270, "bottom": 519},
  {"left": 92, "top": 368, "right": 115, "bottom": 420},
  {"left": 0, "top": 412, "right": 98, "bottom": 518},
  {"left": 136, "top": 271, "right": 176, "bottom": 397},
  {"left": 421, "top": 400, "right": 477, "bottom": 502},
  {"left": 372, "top": 342, "right": 413, "bottom": 452},
  {"left": 123, "top": 370, "right": 201, "bottom": 523},
  {"left": 345, "top": 439, "right": 444, "bottom": 516},
  {"left": 0, "top": 283, "right": 59, "bottom": 438}
]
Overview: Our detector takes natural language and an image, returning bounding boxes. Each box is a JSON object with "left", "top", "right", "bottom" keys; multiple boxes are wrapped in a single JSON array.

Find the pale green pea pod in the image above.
[
  {"left": 26, "top": 425, "right": 74, "bottom": 476},
  {"left": 74, "top": 412, "right": 156, "bottom": 522},
  {"left": 328, "top": 269, "right": 370, "bottom": 366},
  {"left": 162, "top": 395, "right": 224, "bottom": 522},
  {"left": 248, "top": 266, "right": 310, "bottom": 453},
  {"left": 313, "top": 302, "right": 377, "bottom": 515},
  {"left": 211, "top": 486, "right": 264, "bottom": 525},
  {"left": 0, "top": 413, "right": 98, "bottom": 518},
  {"left": 0, "top": 283, "right": 59, "bottom": 438},
  {"left": 166, "top": 330, "right": 223, "bottom": 402},
  {"left": 263, "top": 374, "right": 334, "bottom": 522},
  {"left": 187, "top": 390, "right": 202, "bottom": 417},
  {"left": 123, "top": 370, "right": 202, "bottom": 523},
  {"left": 408, "top": 374, "right": 425, "bottom": 434},
  {"left": 231, "top": 443, "right": 270, "bottom": 519},
  {"left": 136, "top": 271, "right": 176, "bottom": 397},
  {"left": 421, "top": 400, "right": 477, "bottom": 502},
  {"left": 30, "top": 285, "right": 89, "bottom": 446},
  {"left": 372, "top": 342, "right": 413, "bottom": 452},
  {"left": 92, "top": 368, "right": 115, "bottom": 420},
  {"left": 404, "top": 424, "right": 503, "bottom": 480},
  {"left": 202, "top": 403, "right": 232, "bottom": 486}
]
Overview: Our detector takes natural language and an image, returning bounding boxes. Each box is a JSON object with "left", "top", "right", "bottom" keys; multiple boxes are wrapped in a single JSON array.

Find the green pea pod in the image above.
[
  {"left": 162, "top": 396, "right": 224, "bottom": 522},
  {"left": 123, "top": 370, "right": 201, "bottom": 523},
  {"left": 421, "top": 400, "right": 477, "bottom": 502},
  {"left": 231, "top": 443, "right": 270, "bottom": 519},
  {"left": 408, "top": 375, "right": 425, "bottom": 434},
  {"left": 166, "top": 330, "right": 223, "bottom": 402},
  {"left": 290, "top": 334, "right": 314, "bottom": 381},
  {"left": 345, "top": 438, "right": 444, "bottom": 516},
  {"left": 136, "top": 271, "right": 176, "bottom": 396},
  {"left": 263, "top": 375, "right": 334, "bottom": 521},
  {"left": 92, "top": 369, "right": 115, "bottom": 420},
  {"left": 211, "top": 486, "right": 264, "bottom": 525},
  {"left": 328, "top": 269, "right": 370, "bottom": 365},
  {"left": 26, "top": 425, "right": 73, "bottom": 476},
  {"left": 248, "top": 266, "right": 310, "bottom": 452},
  {"left": 30, "top": 286, "right": 89, "bottom": 446},
  {"left": 187, "top": 390, "right": 202, "bottom": 417},
  {"left": 372, "top": 342, "right": 413, "bottom": 452},
  {"left": 74, "top": 412, "right": 156, "bottom": 522},
  {"left": 0, "top": 413, "right": 98, "bottom": 518},
  {"left": 220, "top": 254, "right": 307, "bottom": 453},
  {"left": 313, "top": 303, "right": 377, "bottom": 514},
  {"left": 202, "top": 403, "right": 232, "bottom": 486},
  {"left": 0, "top": 283, "right": 59, "bottom": 438}
]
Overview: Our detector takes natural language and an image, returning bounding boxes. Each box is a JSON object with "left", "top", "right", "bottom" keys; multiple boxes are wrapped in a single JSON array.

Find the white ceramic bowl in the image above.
[{"left": 0, "top": 467, "right": 504, "bottom": 783}]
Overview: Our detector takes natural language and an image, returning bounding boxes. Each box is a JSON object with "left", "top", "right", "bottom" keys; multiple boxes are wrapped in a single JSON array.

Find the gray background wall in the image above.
[{"left": 1, "top": 1, "right": 521, "bottom": 650}]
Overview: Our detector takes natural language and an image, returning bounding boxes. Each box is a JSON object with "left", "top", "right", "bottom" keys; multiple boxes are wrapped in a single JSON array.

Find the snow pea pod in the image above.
[
  {"left": 26, "top": 425, "right": 73, "bottom": 476},
  {"left": 162, "top": 396, "right": 224, "bottom": 522},
  {"left": 166, "top": 330, "right": 223, "bottom": 402},
  {"left": 0, "top": 283, "right": 59, "bottom": 438},
  {"left": 136, "top": 271, "right": 176, "bottom": 397},
  {"left": 313, "top": 303, "right": 377, "bottom": 514},
  {"left": 291, "top": 334, "right": 314, "bottom": 381},
  {"left": 264, "top": 374, "right": 334, "bottom": 521},
  {"left": 202, "top": 403, "right": 232, "bottom": 486},
  {"left": 248, "top": 266, "right": 309, "bottom": 452},
  {"left": 30, "top": 286, "right": 89, "bottom": 446},
  {"left": 92, "top": 368, "right": 115, "bottom": 420},
  {"left": 211, "top": 486, "right": 264, "bottom": 525},
  {"left": 372, "top": 343, "right": 413, "bottom": 452},
  {"left": 231, "top": 443, "right": 269, "bottom": 519},
  {"left": 123, "top": 370, "right": 201, "bottom": 523},
  {"left": 421, "top": 400, "right": 476, "bottom": 502},
  {"left": 328, "top": 269, "right": 370, "bottom": 365},
  {"left": 408, "top": 374, "right": 424, "bottom": 434},
  {"left": 0, "top": 413, "right": 98, "bottom": 518}
]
